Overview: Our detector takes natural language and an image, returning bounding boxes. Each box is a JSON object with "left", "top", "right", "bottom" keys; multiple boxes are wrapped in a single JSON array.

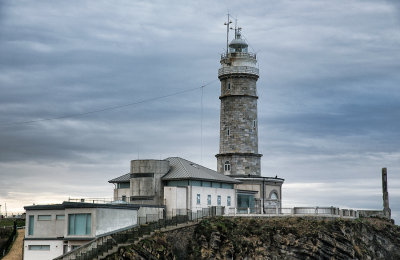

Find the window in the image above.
[
  {"left": 212, "top": 182, "right": 222, "bottom": 188},
  {"left": 270, "top": 192, "right": 278, "bottom": 200},
  {"left": 167, "top": 180, "right": 189, "bottom": 187},
  {"left": 190, "top": 180, "right": 202, "bottom": 187},
  {"left": 202, "top": 181, "right": 211, "bottom": 187},
  {"left": 224, "top": 161, "right": 231, "bottom": 172},
  {"left": 217, "top": 195, "right": 221, "bottom": 206},
  {"left": 227, "top": 196, "right": 231, "bottom": 206},
  {"left": 196, "top": 194, "right": 201, "bottom": 205},
  {"left": 207, "top": 195, "right": 211, "bottom": 205},
  {"left": 68, "top": 214, "right": 91, "bottom": 235},
  {"left": 227, "top": 128, "right": 230, "bottom": 136},
  {"left": 38, "top": 215, "right": 51, "bottom": 221},
  {"left": 28, "top": 215, "right": 34, "bottom": 235},
  {"left": 227, "top": 82, "right": 231, "bottom": 90},
  {"left": 237, "top": 193, "right": 256, "bottom": 213},
  {"left": 253, "top": 120, "right": 257, "bottom": 129},
  {"left": 28, "top": 245, "right": 50, "bottom": 251},
  {"left": 222, "top": 183, "right": 234, "bottom": 189},
  {"left": 117, "top": 182, "right": 130, "bottom": 189},
  {"left": 56, "top": 215, "right": 65, "bottom": 220},
  {"left": 121, "top": 195, "right": 126, "bottom": 202}
]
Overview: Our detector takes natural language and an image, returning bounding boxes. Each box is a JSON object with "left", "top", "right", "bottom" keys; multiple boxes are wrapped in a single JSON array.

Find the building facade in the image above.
[
  {"left": 110, "top": 157, "right": 240, "bottom": 216},
  {"left": 23, "top": 202, "right": 162, "bottom": 260}
]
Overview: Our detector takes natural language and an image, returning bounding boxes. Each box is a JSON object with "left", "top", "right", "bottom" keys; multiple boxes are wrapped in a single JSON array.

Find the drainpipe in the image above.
[{"left": 262, "top": 178, "right": 265, "bottom": 214}]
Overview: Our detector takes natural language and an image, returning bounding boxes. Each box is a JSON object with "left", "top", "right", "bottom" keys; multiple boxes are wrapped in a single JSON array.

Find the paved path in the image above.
[{"left": 3, "top": 229, "right": 24, "bottom": 260}]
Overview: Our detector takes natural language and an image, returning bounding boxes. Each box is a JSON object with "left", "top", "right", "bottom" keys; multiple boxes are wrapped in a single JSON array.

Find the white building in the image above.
[
  {"left": 162, "top": 157, "right": 240, "bottom": 215},
  {"left": 23, "top": 202, "right": 162, "bottom": 260},
  {"left": 109, "top": 157, "right": 240, "bottom": 216}
]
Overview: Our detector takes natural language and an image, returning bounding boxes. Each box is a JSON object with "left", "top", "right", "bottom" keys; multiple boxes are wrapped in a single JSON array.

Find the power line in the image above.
[{"left": 0, "top": 79, "right": 217, "bottom": 127}]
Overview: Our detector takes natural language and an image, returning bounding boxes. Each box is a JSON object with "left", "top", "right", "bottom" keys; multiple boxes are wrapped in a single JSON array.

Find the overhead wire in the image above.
[{"left": 0, "top": 79, "right": 218, "bottom": 128}]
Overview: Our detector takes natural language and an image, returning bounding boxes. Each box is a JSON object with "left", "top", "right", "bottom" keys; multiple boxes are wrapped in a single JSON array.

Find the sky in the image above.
[{"left": 0, "top": 0, "right": 399, "bottom": 223}]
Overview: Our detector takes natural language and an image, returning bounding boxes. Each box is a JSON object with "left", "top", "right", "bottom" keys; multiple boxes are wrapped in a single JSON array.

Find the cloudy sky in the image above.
[{"left": 0, "top": 0, "right": 399, "bottom": 223}]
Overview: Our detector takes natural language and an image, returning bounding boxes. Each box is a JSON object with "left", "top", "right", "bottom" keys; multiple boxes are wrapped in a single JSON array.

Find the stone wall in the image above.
[
  {"left": 217, "top": 56, "right": 262, "bottom": 176},
  {"left": 216, "top": 154, "right": 261, "bottom": 175}
]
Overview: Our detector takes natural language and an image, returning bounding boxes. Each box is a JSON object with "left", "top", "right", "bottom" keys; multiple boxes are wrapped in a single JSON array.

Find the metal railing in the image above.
[
  {"left": 220, "top": 52, "right": 257, "bottom": 60},
  {"left": 67, "top": 198, "right": 116, "bottom": 204},
  {"left": 54, "top": 207, "right": 223, "bottom": 260},
  {"left": 226, "top": 207, "right": 358, "bottom": 218}
]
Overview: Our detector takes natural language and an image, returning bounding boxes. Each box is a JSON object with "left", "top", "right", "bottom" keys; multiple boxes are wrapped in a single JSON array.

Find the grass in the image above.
[{"left": 0, "top": 219, "right": 25, "bottom": 228}]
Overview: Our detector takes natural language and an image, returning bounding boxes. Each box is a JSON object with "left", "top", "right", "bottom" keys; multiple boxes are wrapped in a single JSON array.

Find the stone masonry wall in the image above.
[
  {"left": 217, "top": 154, "right": 261, "bottom": 175},
  {"left": 219, "top": 96, "right": 258, "bottom": 153}
]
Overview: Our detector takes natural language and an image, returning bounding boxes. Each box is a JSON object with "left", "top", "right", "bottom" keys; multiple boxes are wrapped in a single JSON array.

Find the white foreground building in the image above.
[{"left": 23, "top": 202, "right": 162, "bottom": 260}]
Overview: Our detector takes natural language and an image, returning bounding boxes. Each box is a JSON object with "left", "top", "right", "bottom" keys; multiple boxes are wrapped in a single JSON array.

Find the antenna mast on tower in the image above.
[{"left": 224, "top": 13, "right": 232, "bottom": 54}]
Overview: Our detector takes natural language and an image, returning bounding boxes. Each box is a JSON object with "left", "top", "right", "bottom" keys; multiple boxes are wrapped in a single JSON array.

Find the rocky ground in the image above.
[{"left": 108, "top": 216, "right": 400, "bottom": 260}]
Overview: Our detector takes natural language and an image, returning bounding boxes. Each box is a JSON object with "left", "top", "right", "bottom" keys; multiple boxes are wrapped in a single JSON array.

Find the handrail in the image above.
[
  {"left": 54, "top": 207, "right": 221, "bottom": 260},
  {"left": 221, "top": 52, "right": 256, "bottom": 60}
]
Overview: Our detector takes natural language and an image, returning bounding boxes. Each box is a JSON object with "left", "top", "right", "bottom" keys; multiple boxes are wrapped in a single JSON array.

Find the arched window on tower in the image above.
[
  {"left": 269, "top": 192, "right": 278, "bottom": 200},
  {"left": 227, "top": 82, "right": 231, "bottom": 90},
  {"left": 227, "top": 127, "right": 230, "bottom": 136},
  {"left": 224, "top": 161, "right": 231, "bottom": 172}
]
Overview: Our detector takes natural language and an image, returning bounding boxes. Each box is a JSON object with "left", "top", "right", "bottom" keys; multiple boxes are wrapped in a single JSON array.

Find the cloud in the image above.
[{"left": 0, "top": 0, "right": 399, "bottom": 222}]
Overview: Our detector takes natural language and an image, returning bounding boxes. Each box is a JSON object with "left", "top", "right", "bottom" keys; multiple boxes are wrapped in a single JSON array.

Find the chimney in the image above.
[{"left": 382, "top": 168, "right": 391, "bottom": 219}]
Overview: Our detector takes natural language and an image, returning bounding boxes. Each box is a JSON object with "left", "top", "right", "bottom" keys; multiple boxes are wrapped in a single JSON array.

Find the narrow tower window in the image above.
[
  {"left": 227, "top": 127, "right": 230, "bottom": 136},
  {"left": 227, "top": 82, "right": 231, "bottom": 90},
  {"left": 253, "top": 120, "right": 257, "bottom": 129},
  {"left": 224, "top": 161, "right": 231, "bottom": 172}
]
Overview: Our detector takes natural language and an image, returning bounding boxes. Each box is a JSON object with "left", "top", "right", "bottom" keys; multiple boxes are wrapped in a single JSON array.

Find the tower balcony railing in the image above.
[
  {"left": 221, "top": 52, "right": 257, "bottom": 60},
  {"left": 218, "top": 66, "right": 259, "bottom": 77}
]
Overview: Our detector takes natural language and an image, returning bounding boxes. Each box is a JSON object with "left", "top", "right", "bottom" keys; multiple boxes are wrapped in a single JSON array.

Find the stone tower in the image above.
[{"left": 216, "top": 27, "right": 262, "bottom": 176}]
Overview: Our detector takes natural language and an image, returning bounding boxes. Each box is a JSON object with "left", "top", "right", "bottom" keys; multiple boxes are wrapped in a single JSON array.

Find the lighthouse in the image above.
[
  {"left": 216, "top": 19, "right": 284, "bottom": 213},
  {"left": 216, "top": 24, "right": 262, "bottom": 176}
]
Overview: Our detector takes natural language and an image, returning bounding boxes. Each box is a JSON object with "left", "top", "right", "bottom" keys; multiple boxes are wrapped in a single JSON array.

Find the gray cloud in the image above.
[{"left": 0, "top": 0, "right": 399, "bottom": 222}]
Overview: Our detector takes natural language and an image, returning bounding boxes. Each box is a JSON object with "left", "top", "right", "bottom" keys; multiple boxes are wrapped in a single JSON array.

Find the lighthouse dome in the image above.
[{"left": 229, "top": 32, "right": 248, "bottom": 53}]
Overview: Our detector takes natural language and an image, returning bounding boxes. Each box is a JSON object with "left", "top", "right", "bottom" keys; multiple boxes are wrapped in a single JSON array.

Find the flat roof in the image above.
[{"left": 24, "top": 201, "right": 163, "bottom": 211}]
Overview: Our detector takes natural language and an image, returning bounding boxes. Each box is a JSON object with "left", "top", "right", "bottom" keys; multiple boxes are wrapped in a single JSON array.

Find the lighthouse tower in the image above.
[{"left": 216, "top": 25, "right": 262, "bottom": 176}]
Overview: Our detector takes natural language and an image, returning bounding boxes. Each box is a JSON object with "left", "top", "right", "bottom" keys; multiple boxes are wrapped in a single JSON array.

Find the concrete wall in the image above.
[
  {"left": 164, "top": 186, "right": 187, "bottom": 215},
  {"left": 95, "top": 208, "right": 137, "bottom": 235},
  {"left": 25, "top": 210, "right": 66, "bottom": 238},
  {"left": 24, "top": 240, "right": 63, "bottom": 260},
  {"left": 137, "top": 207, "right": 163, "bottom": 218},
  {"left": 358, "top": 210, "right": 385, "bottom": 218},
  {"left": 130, "top": 160, "right": 170, "bottom": 205},
  {"left": 114, "top": 188, "right": 130, "bottom": 200}
]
